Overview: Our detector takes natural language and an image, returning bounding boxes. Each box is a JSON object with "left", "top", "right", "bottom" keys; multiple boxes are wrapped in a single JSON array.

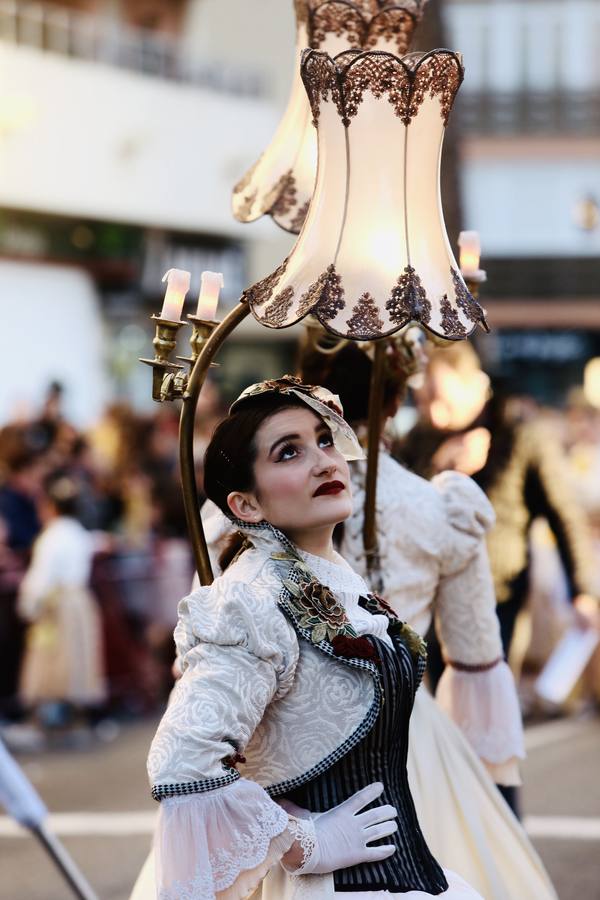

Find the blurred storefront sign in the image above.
[
  {"left": 483, "top": 300, "right": 600, "bottom": 330},
  {"left": 0, "top": 210, "right": 245, "bottom": 301},
  {"left": 477, "top": 327, "right": 600, "bottom": 404}
]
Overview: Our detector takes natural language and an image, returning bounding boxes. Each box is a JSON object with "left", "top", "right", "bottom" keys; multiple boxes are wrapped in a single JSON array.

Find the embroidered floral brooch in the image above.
[{"left": 283, "top": 576, "right": 357, "bottom": 645}]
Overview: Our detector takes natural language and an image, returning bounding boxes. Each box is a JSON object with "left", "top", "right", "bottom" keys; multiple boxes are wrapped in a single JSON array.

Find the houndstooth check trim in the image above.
[{"left": 152, "top": 770, "right": 240, "bottom": 802}]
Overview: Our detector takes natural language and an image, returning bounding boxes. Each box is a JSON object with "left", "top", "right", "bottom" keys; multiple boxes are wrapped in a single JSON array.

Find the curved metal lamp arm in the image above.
[{"left": 179, "top": 300, "right": 251, "bottom": 585}]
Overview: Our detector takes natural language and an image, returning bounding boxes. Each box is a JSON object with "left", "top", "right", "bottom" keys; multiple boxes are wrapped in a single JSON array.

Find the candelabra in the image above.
[{"left": 139, "top": 315, "right": 220, "bottom": 403}]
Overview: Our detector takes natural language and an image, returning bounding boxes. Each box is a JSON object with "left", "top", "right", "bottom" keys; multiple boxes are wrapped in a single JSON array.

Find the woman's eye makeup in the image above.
[
  {"left": 276, "top": 443, "right": 298, "bottom": 461},
  {"left": 273, "top": 430, "right": 333, "bottom": 462}
]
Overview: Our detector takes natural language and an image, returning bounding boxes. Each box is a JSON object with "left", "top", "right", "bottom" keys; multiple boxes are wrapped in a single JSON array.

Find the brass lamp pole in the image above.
[
  {"left": 141, "top": 297, "right": 250, "bottom": 585},
  {"left": 179, "top": 301, "right": 250, "bottom": 584}
]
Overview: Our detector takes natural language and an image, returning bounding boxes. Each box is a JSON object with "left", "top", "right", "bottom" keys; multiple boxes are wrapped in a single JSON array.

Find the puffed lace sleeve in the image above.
[
  {"left": 147, "top": 575, "right": 300, "bottom": 899},
  {"left": 432, "top": 472, "right": 526, "bottom": 785}
]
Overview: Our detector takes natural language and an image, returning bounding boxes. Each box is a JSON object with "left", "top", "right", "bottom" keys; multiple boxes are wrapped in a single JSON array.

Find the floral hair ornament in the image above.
[{"left": 230, "top": 374, "right": 365, "bottom": 461}]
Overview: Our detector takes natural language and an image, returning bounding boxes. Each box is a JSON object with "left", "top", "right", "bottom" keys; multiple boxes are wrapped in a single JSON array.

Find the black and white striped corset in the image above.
[{"left": 286, "top": 633, "right": 449, "bottom": 894}]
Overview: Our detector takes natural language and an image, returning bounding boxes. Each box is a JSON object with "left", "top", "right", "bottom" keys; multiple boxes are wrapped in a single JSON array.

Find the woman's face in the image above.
[{"left": 227, "top": 407, "right": 352, "bottom": 533}]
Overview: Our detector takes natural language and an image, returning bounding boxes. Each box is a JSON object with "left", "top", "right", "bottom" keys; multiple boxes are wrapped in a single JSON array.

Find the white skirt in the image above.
[{"left": 406, "top": 689, "right": 556, "bottom": 900}]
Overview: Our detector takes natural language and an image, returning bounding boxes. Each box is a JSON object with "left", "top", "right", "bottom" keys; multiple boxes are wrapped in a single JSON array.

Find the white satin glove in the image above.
[{"left": 283, "top": 782, "right": 398, "bottom": 875}]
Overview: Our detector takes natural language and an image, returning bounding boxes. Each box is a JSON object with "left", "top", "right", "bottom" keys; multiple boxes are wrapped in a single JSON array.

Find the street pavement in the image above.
[{"left": 0, "top": 714, "right": 598, "bottom": 900}]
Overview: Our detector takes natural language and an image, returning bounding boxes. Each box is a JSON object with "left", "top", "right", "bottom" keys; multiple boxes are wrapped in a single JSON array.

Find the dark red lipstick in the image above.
[{"left": 313, "top": 480, "right": 345, "bottom": 497}]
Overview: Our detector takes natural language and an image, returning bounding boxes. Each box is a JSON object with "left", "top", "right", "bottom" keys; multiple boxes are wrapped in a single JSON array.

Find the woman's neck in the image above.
[{"left": 284, "top": 525, "right": 337, "bottom": 563}]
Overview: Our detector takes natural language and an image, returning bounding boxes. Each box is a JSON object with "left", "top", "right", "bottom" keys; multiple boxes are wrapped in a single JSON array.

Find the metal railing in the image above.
[
  {"left": 0, "top": 0, "right": 264, "bottom": 98},
  {"left": 456, "top": 90, "right": 600, "bottom": 136}
]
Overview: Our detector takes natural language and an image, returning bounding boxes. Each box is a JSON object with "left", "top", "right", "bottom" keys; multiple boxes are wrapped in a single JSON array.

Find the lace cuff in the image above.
[
  {"left": 282, "top": 816, "right": 317, "bottom": 874},
  {"left": 435, "top": 660, "right": 526, "bottom": 770},
  {"left": 155, "top": 779, "right": 292, "bottom": 900}
]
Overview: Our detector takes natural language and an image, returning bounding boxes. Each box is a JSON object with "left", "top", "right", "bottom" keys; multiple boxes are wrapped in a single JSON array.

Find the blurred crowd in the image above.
[
  {"left": 395, "top": 342, "right": 600, "bottom": 714},
  {"left": 2, "top": 347, "right": 600, "bottom": 750},
  {"left": 0, "top": 380, "right": 225, "bottom": 741}
]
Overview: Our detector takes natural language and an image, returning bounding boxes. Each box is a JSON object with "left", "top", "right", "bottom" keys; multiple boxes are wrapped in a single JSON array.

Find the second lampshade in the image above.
[{"left": 232, "top": 0, "right": 429, "bottom": 233}]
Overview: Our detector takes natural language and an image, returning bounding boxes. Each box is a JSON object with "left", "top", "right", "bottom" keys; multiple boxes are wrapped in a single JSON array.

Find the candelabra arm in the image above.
[
  {"left": 363, "top": 340, "right": 386, "bottom": 592},
  {"left": 179, "top": 300, "right": 251, "bottom": 584}
]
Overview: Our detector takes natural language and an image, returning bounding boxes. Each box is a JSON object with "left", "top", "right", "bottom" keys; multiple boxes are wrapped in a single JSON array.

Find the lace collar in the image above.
[
  {"left": 298, "top": 548, "right": 370, "bottom": 598},
  {"left": 232, "top": 519, "right": 366, "bottom": 594}
]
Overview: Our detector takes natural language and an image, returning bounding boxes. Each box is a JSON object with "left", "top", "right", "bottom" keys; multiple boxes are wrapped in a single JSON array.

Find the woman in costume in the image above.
[
  {"left": 146, "top": 377, "right": 482, "bottom": 899},
  {"left": 17, "top": 472, "right": 106, "bottom": 728},
  {"left": 297, "top": 338, "right": 558, "bottom": 900}
]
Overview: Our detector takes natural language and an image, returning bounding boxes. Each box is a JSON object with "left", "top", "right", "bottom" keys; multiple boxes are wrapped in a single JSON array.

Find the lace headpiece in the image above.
[{"left": 230, "top": 374, "right": 365, "bottom": 461}]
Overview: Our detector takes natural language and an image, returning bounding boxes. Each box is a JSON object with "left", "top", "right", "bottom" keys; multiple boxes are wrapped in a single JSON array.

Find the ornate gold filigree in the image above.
[
  {"left": 310, "top": 1, "right": 366, "bottom": 50},
  {"left": 247, "top": 260, "right": 483, "bottom": 340},
  {"left": 346, "top": 292, "right": 384, "bottom": 338},
  {"left": 267, "top": 171, "right": 298, "bottom": 219},
  {"left": 261, "top": 287, "right": 295, "bottom": 327},
  {"left": 302, "top": 49, "right": 343, "bottom": 126},
  {"left": 289, "top": 199, "right": 311, "bottom": 233},
  {"left": 301, "top": 48, "right": 463, "bottom": 128},
  {"left": 450, "top": 268, "right": 489, "bottom": 331},
  {"left": 409, "top": 50, "right": 463, "bottom": 126},
  {"left": 439, "top": 294, "right": 466, "bottom": 337},
  {"left": 244, "top": 257, "right": 290, "bottom": 309},
  {"left": 314, "top": 264, "right": 346, "bottom": 322},
  {"left": 364, "top": 8, "right": 418, "bottom": 55},
  {"left": 297, "top": 271, "right": 329, "bottom": 317},
  {"left": 386, "top": 265, "right": 432, "bottom": 325}
]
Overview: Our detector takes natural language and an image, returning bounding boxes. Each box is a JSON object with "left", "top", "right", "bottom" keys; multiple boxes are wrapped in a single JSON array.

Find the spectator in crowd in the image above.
[{"left": 17, "top": 472, "right": 107, "bottom": 731}]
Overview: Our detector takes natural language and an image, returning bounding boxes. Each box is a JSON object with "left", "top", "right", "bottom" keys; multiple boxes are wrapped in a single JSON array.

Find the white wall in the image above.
[
  {"left": 0, "top": 43, "right": 280, "bottom": 237},
  {"left": 0, "top": 261, "right": 109, "bottom": 426},
  {"left": 182, "top": 0, "right": 295, "bottom": 107}
]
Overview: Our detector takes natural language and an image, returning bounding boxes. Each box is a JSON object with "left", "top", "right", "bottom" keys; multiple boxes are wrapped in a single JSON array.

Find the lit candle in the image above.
[
  {"left": 160, "top": 269, "right": 190, "bottom": 321},
  {"left": 458, "top": 231, "right": 486, "bottom": 281},
  {"left": 196, "top": 271, "right": 224, "bottom": 320},
  {"left": 458, "top": 231, "right": 481, "bottom": 278}
]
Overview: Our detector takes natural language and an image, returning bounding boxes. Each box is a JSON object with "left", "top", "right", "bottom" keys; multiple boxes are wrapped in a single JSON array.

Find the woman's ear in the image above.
[{"left": 227, "top": 491, "right": 263, "bottom": 523}]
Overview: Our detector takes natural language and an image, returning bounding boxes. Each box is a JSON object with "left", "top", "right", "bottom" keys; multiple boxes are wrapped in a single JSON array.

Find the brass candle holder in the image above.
[
  {"left": 176, "top": 315, "right": 220, "bottom": 396},
  {"left": 140, "top": 314, "right": 220, "bottom": 403},
  {"left": 139, "top": 315, "right": 187, "bottom": 402}
]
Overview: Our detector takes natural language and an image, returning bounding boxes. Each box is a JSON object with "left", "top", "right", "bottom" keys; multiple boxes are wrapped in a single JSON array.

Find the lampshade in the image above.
[
  {"left": 243, "top": 48, "right": 488, "bottom": 342},
  {"left": 232, "top": 0, "right": 428, "bottom": 234}
]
